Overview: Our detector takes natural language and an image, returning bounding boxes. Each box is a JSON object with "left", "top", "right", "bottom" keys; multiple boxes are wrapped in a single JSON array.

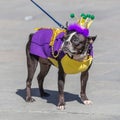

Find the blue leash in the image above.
[{"left": 31, "top": 0, "right": 65, "bottom": 28}]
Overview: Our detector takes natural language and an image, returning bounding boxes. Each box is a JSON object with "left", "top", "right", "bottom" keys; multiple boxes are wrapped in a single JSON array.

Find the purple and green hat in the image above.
[{"left": 68, "top": 13, "right": 95, "bottom": 37}]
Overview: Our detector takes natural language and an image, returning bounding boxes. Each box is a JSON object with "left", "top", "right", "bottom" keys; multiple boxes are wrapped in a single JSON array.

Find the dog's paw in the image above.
[
  {"left": 57, "top": 102, "right": 65, "bottom": 110},
  {"left": 80, "top": 94, "right": 92, "bottom": 105},
  {"left": 26, "top": 97, "right": 35, "bottom": 102},
  {"left": 57, "top": 105, "right": 65, "bottom": 110},
  {"left": 83, "top": 100, "right": 93, "bottom": 105}
]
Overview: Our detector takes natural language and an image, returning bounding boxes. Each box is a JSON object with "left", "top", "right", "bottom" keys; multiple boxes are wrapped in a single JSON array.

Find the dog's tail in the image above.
[
  {"left": 26, "top": 33, "right": 33, "bottom": 57},
  {"left": 26, "top": 33, "right": 39, "bottom": 61}
]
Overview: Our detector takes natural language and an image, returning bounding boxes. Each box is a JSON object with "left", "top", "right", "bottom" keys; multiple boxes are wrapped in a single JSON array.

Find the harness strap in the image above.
[
  {"left": 49, "top": 28, "right": 66, "bottom": 46},
  {"left": 49, "top": 28, "right": 66, "bottom": 58}
]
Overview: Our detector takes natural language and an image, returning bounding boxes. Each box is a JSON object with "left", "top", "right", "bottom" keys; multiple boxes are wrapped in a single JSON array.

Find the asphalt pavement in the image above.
[{"left": 0, "top": 0, "right": 120, "bottom": 120}]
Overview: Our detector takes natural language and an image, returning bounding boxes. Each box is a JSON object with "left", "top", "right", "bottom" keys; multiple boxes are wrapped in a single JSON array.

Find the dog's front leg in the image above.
[
  {"left": 58, "top": 61, "right": 66, "bottom": 110},
  {"left": 80, "top": 70, "right": 92, "bottom": 105}
]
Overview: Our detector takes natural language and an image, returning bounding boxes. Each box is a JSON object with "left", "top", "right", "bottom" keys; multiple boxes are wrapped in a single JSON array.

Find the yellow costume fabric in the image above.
[{"left": 48, "top": 55, "right": 93, "bottom": 74}]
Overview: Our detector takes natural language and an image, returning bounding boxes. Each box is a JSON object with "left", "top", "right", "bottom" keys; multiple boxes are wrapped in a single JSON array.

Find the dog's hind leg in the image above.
[
  {"left": 37, "top": 58, "right": 51, "bottom": 97},
  {"left": 26, "top": 34, "right": 38, "bottom": 102}
]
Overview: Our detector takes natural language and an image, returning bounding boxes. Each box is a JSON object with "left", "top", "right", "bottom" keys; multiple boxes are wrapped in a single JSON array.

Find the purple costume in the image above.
[{"left": 30, "top": 28, "right": 65, "bottom": 58}]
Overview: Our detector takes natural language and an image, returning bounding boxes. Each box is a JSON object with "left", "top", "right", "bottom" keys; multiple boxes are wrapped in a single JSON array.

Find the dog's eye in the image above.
[{"left": 72, "top": 37, "right": 80, "bottom": 45}]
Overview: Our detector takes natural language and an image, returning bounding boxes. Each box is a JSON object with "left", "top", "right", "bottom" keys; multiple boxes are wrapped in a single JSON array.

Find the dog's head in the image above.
[{"left": 62, "top": 31, "right": 97, "bottom": 61}]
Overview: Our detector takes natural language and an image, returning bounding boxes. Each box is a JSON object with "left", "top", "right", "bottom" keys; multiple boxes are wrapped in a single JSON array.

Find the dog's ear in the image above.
[
  {"left": 87, "top": 35, "right": 97, "bottom": 43},
  {"left": 66, "top": 21, "right": 69, "bottom": 28},
  {"left": 65, "top": 22, "right": 74, "bottom": 34}
]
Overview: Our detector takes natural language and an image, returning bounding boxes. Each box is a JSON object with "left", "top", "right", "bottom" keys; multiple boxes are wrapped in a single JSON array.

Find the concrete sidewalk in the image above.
[{"left": 0, "top": 0, "right": 120, "bottom": 119}]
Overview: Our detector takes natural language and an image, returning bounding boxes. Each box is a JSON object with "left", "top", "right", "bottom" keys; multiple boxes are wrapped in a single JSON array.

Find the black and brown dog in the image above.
[{"left": 25, "top": 25, "right": 96, "bottom": 110}]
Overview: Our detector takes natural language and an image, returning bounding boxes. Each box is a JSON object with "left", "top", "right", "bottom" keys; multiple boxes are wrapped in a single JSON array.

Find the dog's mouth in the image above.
[
  {"left": 62, "top": 47, "right": 87, "bottom": 61},
  {"left": 62, "top": 47, "right": 77, "bottom": 54}
]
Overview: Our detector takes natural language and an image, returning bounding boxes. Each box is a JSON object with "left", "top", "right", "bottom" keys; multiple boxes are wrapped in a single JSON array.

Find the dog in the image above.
[{"left": 25, "top": 23, "right": 97, "bottom": 110}]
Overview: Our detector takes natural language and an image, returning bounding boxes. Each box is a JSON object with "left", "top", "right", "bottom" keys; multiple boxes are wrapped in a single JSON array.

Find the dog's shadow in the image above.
[{"left": 16, "top": 88, "right": 83, "bottom": 105}]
